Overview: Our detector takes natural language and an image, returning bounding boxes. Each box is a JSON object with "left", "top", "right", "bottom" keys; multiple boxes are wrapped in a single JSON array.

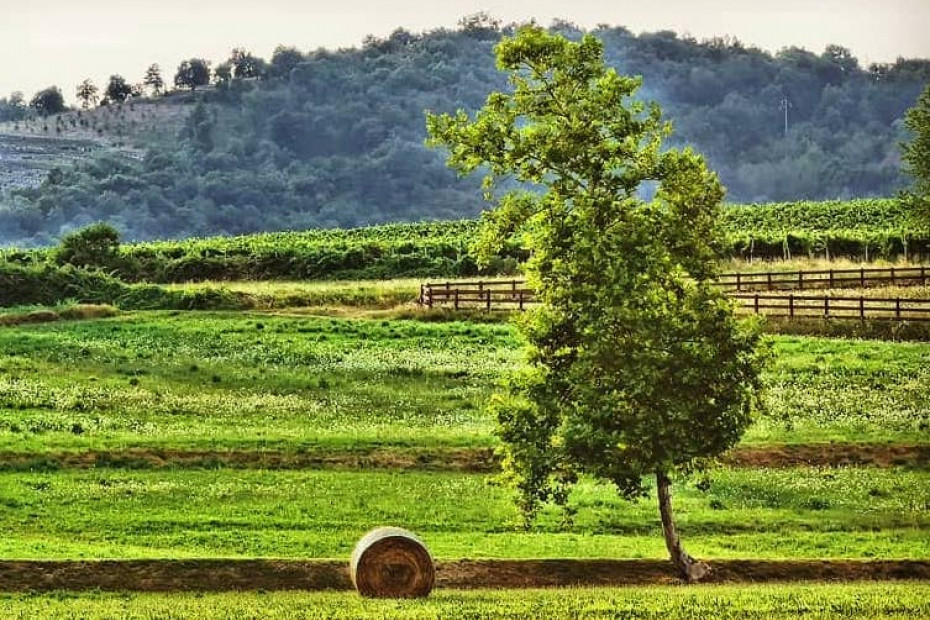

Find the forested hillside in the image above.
[{"left": 1, "top": 19, "right": 927, "bottom": 246}]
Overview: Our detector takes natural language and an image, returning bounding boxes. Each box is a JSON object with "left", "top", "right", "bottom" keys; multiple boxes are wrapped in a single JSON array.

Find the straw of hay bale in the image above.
[{"left": 350, "top": 527, "right": 435, "bottom": 598}]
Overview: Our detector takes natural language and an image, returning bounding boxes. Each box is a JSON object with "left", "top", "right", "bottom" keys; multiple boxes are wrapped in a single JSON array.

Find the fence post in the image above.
[
  {"left": 767, "top": 272, "right": 773, "bottom": 290},
  {"left": 754, "top": 294, "right": 759, "bottom": 315},
  {"left": 923, "top": 265, "right": 927, "bottom": 285},
  {"left": 859, "top": 297, "right": 864, "bottom": 321},
  {"left": 829, "top": 269, "right": 834, "bottom": 289},
  {"left": 891, "top": 267, "right": 896, "bottom": 286},
  {"left": 896, "top": 298, "right": 901, "bottom": 320},
  {"left": 486, "top": 289, "right": 491, "bottom": 313},
  {"left": 798, "top": 272, "right": 804, "bottom": 290},
  {"left": 736, "top": 272, "right": 741, "bottom": 292},
  {"left": 789, "top": 294, "right": 794, "bottom": 318},
  {"left": 454, "top": 289, "right": 459, "bottom": 311},
  {"left": 824, "top": 297, "right": 829, "bottom": 318},
  {"left": 860, "top": 268, "right": 865, "bottom": 288}
]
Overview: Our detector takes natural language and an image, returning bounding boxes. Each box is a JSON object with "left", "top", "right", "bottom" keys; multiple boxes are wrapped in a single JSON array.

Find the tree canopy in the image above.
[
  {"left": 174, "top": 59, "right": 212, "bottom": 90},
  {"left": 28, "top": 87, "right": 66, "bottom": 116},
  {"left": 427, "top": 26, "right": 766, "bottom": 582},
  {"left": 144, "top": 64, "right": 165, "bottom": 96},
  {"left": 104, "top": 75, "right": 133, "bottom": 104},
  {"left": 76, "top": 79, "right": 98, "bottom": 109},
  {"left": 903, "top": 85, "right": 930, "bottom": 226}
]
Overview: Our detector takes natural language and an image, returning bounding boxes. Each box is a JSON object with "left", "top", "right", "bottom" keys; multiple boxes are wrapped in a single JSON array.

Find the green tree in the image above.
[
  {"left": 105, "top": 75, "right": 133, "bottom": 103},
  {"left": 903, "top": 85, "right": 930, "bottom": 227},
  {"left": 30, "top": 86, "right": 66, "bottom": 116},
  {"left": 76, "top": 79, "right": 99, "bottom": 109},
  {"left": 56, "top": 222, "right": 121, "bottom": 269},
  {"left": 214, "top": 62, "right": 233, "bottom": 86},
  {"left": 182, "top": 102, "right": 215, "bottom": 152},
  {"left": 269, "top": 45, "right": 304, "bottom": 79},
  {"left": 229, "top": 48, "right": 267, "bottom": 79},
  {"left": 144, "top": 64, "right": 165, "bottom": 95},
  {"left": 175, "top": 59, "right": 211, "bottom": 90},
  {"left": 427, "top": 27, "right": 766, "bottom": 582}
]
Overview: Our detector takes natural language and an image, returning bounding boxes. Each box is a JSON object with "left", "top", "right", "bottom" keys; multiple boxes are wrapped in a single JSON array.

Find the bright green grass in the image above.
[
  {"left": 2, "top": 584, "right": 929, "bottom": 619},
  {"left": 0, "top": 312, "right": 928, "bottom": 453},
  {"left": 166, "top": 278, "right": 425, "bottom": 309},
  {"left": 0, "top": 467, "right": 925, "bottom": 560}
]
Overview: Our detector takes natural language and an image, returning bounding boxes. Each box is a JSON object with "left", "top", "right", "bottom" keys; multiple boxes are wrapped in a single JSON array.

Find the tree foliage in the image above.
[
  {"left": 76, "top": 79, "right": 98, "bottom": 109},
  {"left": 104, "top": 75, "right": 133, "bottom": 104},
  {"left": 29, "top": 87, "right": 66, "bottom": 116},
  {"left": 903, "top": 85, "right": 930, "bottom": 226},
  {"left": 427, "top": 27, "right": 767, "bottom": 582},
  {"left": 229, "top": 48, "right": 267, "bottom": 79},
  {"left": 55, "top": 222, "right": 121, "bottom": 269},
  {"left": 174, "top": 59, "right": 212, "bottom": 90},
  {"left": 144, "top": 64, "right": 165, "bottom": 96}
]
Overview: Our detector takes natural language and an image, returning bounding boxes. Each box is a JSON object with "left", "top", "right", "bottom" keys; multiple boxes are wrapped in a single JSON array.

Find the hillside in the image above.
[{"left": 0, "top": 22, "right": 928, "bottom": 246}]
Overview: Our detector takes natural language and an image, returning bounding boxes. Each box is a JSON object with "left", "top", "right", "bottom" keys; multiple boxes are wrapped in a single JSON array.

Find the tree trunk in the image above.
[{"left": 656, "top": 471, "right": 710, "bottom": 582}]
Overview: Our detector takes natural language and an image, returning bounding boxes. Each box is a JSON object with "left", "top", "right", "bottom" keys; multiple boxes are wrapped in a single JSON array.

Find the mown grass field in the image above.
[
  {"left": 2, "top": 583, "right": 929, "bottom": 619},
  {"left": 0, "top": 312, "right": 928, "bottom": 454},
  {"left": 0, "top": 466, "right": 926, "bottom": 560},
  {"left": 1, "top": 307, "right": 928, "bottom": 616}
]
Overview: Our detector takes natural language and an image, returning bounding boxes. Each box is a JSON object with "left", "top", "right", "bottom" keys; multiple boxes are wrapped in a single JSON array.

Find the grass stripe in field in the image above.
[
  {"left": 0, "top": 584, "right": 929, "bottom": 619},
  {"left": 0, "top": 468, "right": 926, "bottom": 560},
  {"left": 1, "top": 313, "right": 929, "bottom": 453}
]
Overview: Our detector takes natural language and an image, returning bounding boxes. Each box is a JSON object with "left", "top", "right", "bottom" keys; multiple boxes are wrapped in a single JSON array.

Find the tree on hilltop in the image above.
[
  {"left": 229, "top": 48, "right": 267, "bottom": 79},
  {"left": 427, "top": 26, "right": 767, "bottom": 582},
  {"left": 175, "top": 59, "right": 212, "bottom": 90},
  {"left": 76, "top": 79, "right": 99, "bottom": 109},
  {"left": 30, "top": 87, "right": 67, "bottom": 116},
  {"left": 269, "top": 46, "right": 304, "bottom": 79},
  {"left": 105, "top": 75, "right": 133, "bottom": 103},
  {"left": 214, "top": 62, "right": 233, "bottom": 86},
  {"left": 144, "top": 64, "right": 165, "bottom": 95}
]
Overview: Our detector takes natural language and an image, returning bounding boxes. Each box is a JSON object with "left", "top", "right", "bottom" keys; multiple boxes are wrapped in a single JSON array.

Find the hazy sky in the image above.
[{"left": 3, "top": 0, "right": 929, "bottom": 102}]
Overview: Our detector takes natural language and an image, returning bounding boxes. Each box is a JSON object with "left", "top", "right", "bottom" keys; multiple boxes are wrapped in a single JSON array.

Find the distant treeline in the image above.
[
  {"left": 0, "top": 19, "right": 928, "bottom": 247},
  {"left": 1, "top": 200, "right": 927, "bottom": 291}
]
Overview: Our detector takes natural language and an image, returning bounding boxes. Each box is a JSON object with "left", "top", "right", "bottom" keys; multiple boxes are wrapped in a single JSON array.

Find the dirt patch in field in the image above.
[
  {"left": 1, "top": 443, "right": 926, "bottom": 473},
  {"left": 0, "top": 447, "right": 498, "bottom": 473},
  {"left": 723, "top": 443, "right": 930, "bottom": 468},
  {"left": 0, "top": 559, "right": 926, "bottom": 592},
  {"left": 437, "top": 559, "right": 930, "bottom": 588}
]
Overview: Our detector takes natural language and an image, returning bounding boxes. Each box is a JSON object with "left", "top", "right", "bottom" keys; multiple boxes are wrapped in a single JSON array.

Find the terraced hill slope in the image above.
[{"left": 0, "top": 98, "right": 191, "bottom": 191}]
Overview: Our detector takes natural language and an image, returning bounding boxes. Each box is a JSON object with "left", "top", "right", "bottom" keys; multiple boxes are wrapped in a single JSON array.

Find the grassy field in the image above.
[
  {"left": 0, "top": 306, "right": 927, "bottom": 613},
  {"left": 167, "top": 278, "right": 424, "bottom": 309},
  {"left": 0, "top": 466, "right": 926, "bottom": 560},
  {"left": 0, "top": 312, "right": 928, "bottom": 454},
  {"left": 1, "top": 584, "right": 928, "bottom": 619}
]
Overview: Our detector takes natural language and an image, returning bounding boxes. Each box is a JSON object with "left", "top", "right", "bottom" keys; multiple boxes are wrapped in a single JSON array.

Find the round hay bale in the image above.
[{"left": 350, "top": 527, "right": 435, "bottom": 598}]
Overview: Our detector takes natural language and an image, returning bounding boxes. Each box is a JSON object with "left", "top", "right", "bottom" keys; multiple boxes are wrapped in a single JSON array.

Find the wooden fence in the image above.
[
  {"left": 730, "top": 293, "right": 930, "bottom": 322},
  {"left": 420, "top": 273, "right": 930, "bottom": 322},
  {"left": 420, "top": 280, "right": 534, "bottom": 311},
  {"left": 421, "top": 266, "right": 930, "bottom": 309},
  {"left": 717, "top": 266, "right": 930, "bottom": 292}
]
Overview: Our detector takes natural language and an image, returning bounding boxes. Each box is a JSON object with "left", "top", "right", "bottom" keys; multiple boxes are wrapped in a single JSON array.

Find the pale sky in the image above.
[{"left": 2, "top": 0, "right": 929, "bottom": 102}]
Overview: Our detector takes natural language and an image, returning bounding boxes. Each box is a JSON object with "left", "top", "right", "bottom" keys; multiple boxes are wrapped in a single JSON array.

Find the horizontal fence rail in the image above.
[
  {"left": 421, "top": 266, "right": 930, "bottom": 308},
  {"left": 716, "top": 265, "right": 930, "bottom": 292},
  {"left": 730, "top": 293, "right": 930, "bottom": 322},
  {"left": 420, "top": 273, "right": 930, "bottom": 322}
]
